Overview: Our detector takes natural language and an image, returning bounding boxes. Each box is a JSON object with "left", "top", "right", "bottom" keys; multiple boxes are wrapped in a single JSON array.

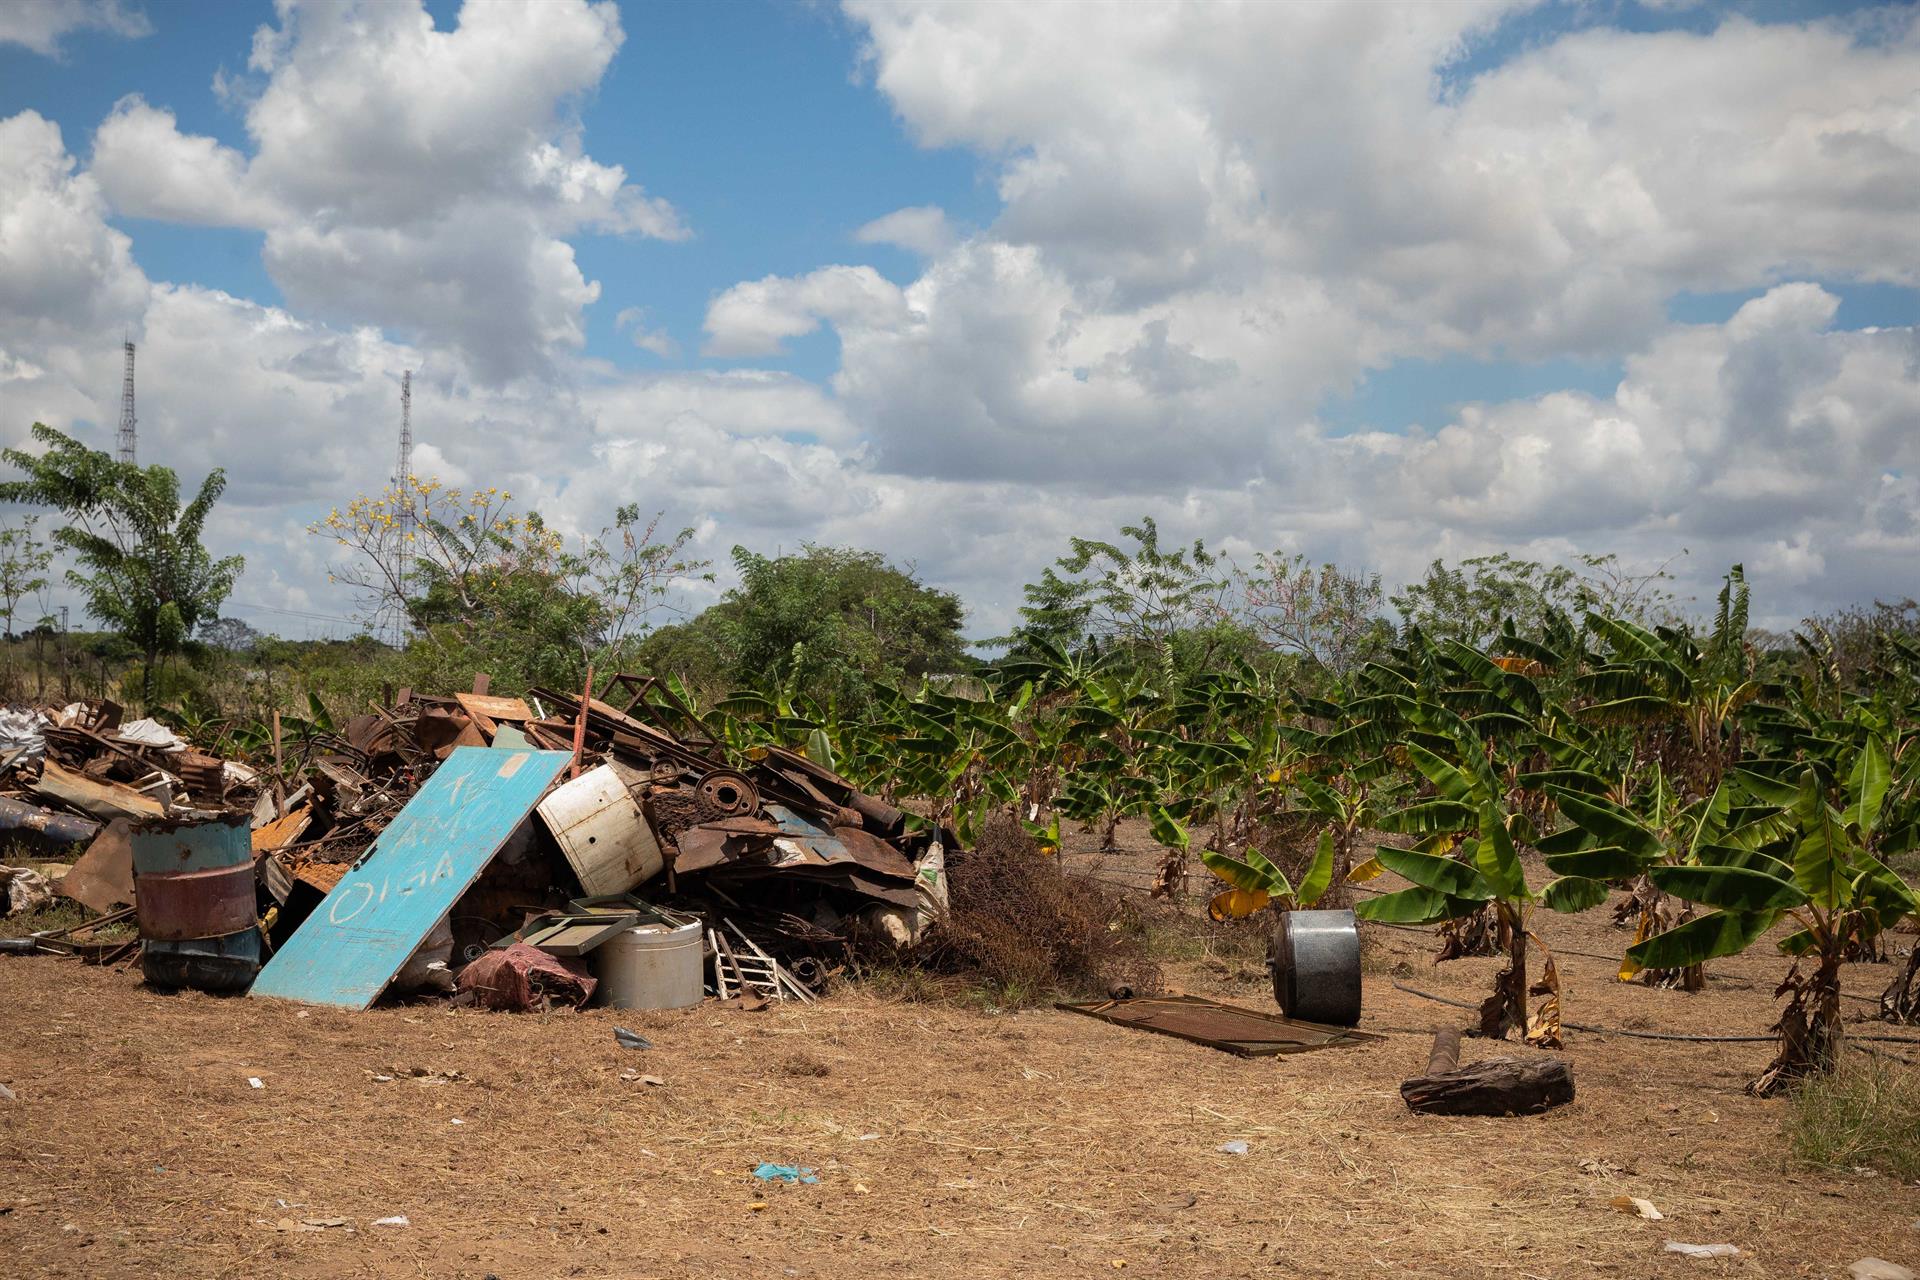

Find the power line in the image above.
[{"left": 222, "top": 599, "right": 363, "bottom": 626}]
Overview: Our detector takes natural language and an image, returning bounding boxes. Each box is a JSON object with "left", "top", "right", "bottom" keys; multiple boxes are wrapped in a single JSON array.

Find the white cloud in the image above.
[
  {"left": 9, "top": 4, "right": 1920, "bottom": 640},
  {"left": 806, "top": 1, "right": 1920, "bottom": 491},
  {"left": 0, "top": 0, "right": 148, "bottom": 58},
  {"left": 83, "top": 0, "right": 686, "bottom": 379},
  {"left": 614, "top": 306, "right": 680, "bottom": 359},
  {"left": 854, "top": 205, "right": 955, "bottom": 256},
  {"left": 0, "top": 112, "right": 148, "bottom": 344},
  {"left": 703, "top": 265, "right": 911, "bottom": 358},
  {"left": 91, "top": 96, "right": 280, "bottom": 227}
]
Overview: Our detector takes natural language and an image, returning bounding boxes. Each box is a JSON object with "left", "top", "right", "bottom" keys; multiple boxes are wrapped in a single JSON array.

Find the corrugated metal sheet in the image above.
[{"left": 249, "top": 747, "right": 572, "bottom": 1009}]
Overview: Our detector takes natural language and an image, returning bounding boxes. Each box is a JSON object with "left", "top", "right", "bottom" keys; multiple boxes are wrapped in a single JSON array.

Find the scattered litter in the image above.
[
  {"left": 1578, "top": 1157, "right": 1628, "bottom": 1177},
  {"left": 1665, "top": 1242, "right": 1740, "bottom": 1259},
  {"left": 246, "top": 1077, "right": 263, "bottom": 1090},
  {"left": 1218, "top": 1140, "right": 1249, "bottom": 1156},
  {"left": 748, "top": 1201, "right": 768, "bottom": 1211},
  {"left": 640, "top": 1075, "right": 665, "bottom": 1087},
  {"left": 1610, "top": 1195, "right": 1662, "bottom": 1220},
  {"left": 373, "top": 1216, "right": 410, "bottom": 1229},
  {"left": 1850, "top": 1261, "right": 1916, "bottom": 1280},
  {"left": 855, "top": 1133, "right": 880, "bottom": 1141},
  {"left": 300, "top": 1217, "right": 350, "bottom": 1230},
  {"left": 449, "top": 1118, "right": 464, "bottom": 1125},
  {"left": 0, "top": 1083, "right": 14, "bottom": 1103},
  {"left": 854, "top": 1183, "right": 870, "bottom": 1195},
  {"left": 613, "top": 1027, "right": 654, "bottom": 1051},
  {"left": 752, "top": 1163, "right": 819, "bottom": 1184}
]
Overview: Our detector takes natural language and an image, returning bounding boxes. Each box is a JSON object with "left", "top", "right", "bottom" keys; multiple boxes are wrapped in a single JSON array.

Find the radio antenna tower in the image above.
[
  {"left": 116, "top": 339, "right": 137, "bottom": 464},
  {"left": 391, "top": 370, "right": 415, "bottom": 648}
]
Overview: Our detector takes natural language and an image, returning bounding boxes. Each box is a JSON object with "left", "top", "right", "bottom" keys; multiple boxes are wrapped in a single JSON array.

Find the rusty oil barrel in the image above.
[{"left": 132, "top": 815, "right": 262, "bottom": 992}]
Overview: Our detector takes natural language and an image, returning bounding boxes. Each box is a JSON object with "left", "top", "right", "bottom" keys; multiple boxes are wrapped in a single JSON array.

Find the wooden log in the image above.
[
  {"left": 1401, "top": 1030, "right": 1574, "bottom": 1116},
  {"left": 1425, "top": 1028, "right": 1463, "bottom": 1076}
]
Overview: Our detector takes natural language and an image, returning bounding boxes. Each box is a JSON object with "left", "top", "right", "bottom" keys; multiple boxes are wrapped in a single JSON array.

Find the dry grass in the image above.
[
  {"left": 916, "top": 812, "right": 1159, "bottom": 1005},
  {"left": 1788, "top": 1055, "right": 1920, "bottom": 1180},
  {"left": 7, "top": 921, "right": 1920, "bottom": 1280},
  {"left": 6, "top": 817, "right": 1920, "bottom": 1278}
]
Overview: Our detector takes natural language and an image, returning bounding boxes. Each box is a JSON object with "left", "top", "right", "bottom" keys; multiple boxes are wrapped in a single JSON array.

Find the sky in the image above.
[{"left": 0, "top": 0, "right": 1916, "bottom": 643}]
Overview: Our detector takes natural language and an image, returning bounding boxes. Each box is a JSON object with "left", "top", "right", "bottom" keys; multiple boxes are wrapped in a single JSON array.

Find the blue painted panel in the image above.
[{"left": 249, "top": 748, "right": 573, "bottom": 1009}]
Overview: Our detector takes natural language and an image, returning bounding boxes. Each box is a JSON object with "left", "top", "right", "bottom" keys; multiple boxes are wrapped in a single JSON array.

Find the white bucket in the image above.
[{"left": 595, "top": 919, "right": 704, "bottom": 1010}]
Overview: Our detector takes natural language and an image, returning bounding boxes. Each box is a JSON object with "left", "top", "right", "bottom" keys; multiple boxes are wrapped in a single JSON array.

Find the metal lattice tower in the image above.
[
  {"left": 391, "top": 370, "right": 415, "bottom": 647},
  {"left": 116, "top": 340, "right": 137, "bottom": 464}
]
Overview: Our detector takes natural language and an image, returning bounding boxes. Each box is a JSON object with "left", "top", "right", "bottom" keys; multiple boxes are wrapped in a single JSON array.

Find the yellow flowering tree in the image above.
[{"left": 310, "top": 479, "right": 708, "bottom": 689}]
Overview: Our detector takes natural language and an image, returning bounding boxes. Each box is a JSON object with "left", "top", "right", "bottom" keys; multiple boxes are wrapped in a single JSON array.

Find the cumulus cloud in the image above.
[
  {"left": 83, "top": 0, "right": 686, "bottom": 380},
  {"left": 786, "top": 0, "right": 1920, "bottom": 493},
  {"left": 854, "top": 205, "right": 955, "bottom": 256},
  {"left": 91, "top": 97, "right": 279, "bottom": 227},
  {"left": 0, "top": 112, "right": 149, "bottom": 345},
  {"left": 703, "top": 265, "right": 911, "bottom": 358},
  {"left": 8, "top": 3, "right": 1920, "bottom": 639},
  {"left": 0, "top": 0, "right": 148, "bottom": 58}
]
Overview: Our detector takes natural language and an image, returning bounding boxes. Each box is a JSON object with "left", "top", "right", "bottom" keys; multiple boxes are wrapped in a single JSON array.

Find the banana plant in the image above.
[
  {"left": 1618, "top": 765, "right": 1919, "bottom": 1093},
  {"left": 1201, "top": 832, "right": 1335, "bottom": 920},
  {"left": 1575, "top": 566, "right": 1757, "bottom": 791},
  {"left": 1355, "top": 733, "right": 1565, "bottom": 1043},
  {"left": 1542, "top": 771, "right": 1785, "bottom": 990}
]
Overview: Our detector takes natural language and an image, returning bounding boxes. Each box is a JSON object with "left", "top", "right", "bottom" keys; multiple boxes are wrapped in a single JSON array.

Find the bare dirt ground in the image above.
[{"left": 4, "top": 821, "right": 1919, "bottom": 1280}]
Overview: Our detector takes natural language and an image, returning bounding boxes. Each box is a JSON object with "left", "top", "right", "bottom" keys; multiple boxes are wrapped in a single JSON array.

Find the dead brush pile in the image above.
[{"left": 915, "top": 812, "right": 1159, "bottom": 1005}]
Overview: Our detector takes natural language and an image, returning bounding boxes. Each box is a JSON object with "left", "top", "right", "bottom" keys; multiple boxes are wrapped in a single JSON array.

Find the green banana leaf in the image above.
[
  {"left": 1353, "top": 886, "right": 1464, "bottom": 925},
  {"left": 1624, "top": 909, "right": 1779, "bottom": 970},
  {"left": 1375, "top": 799, "right": 1477, "bottom": 835},
  {"left": 1474, "top": 805, "right": 1530, "bottom": 902},
  {"left": 1542, "top": 846, "right": 1645, "bottom": 880},
  {"left": 1649, "top": 864, "right": 1806, "bottom": 913},
  {"left": 1541, "top": 875, "right": 1611, "bottom": 913},
  {"left": 1296, "top": 831, "right": 1336, "bottom": 908},
  {"left": 1551, "top": 790, "right": 1663, "bottom": 862},
  {"left": 1376, "top": 845, "right": 1494, "bottom": 900}
]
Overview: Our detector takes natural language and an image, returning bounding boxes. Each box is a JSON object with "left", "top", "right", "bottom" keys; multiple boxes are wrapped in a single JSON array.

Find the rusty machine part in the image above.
[
  {"left": 1267, "top": 908, "right": 1362, "bottom": 1027},
  {"left": 695, "top": 769, "right": 759, "bottom": 822},
  {"left": 645, "top": 786, "right": 703, "bottom": 846}
]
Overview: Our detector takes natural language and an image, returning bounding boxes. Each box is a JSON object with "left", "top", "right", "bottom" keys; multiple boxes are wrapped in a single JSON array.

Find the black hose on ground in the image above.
[{"left": 1387, "top": 976, "right": 1920, "bottom": 1046}]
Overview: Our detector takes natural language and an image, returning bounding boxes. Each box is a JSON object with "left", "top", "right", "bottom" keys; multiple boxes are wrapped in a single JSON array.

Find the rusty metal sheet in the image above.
[
  {"left": 829, "top": 825, "right": 915, "bottom": 879},
  {"left": 671, "top": 824, "right": 747, "bottom": 874},
  {"left": 34, "top": 760, "right": 165, "bottom": 822},
  {"left": 1056, "top": 995, "right": 1383, "bottom": 1057},
  {"left": 456, "top": 692, "right": 534, "bottom": 723},
  {"left": 251, "top": 806, "right": 312, "bottom": 853},
  {"left": 134, "top": 864, "right": 257, "bottom": 941},
  {"left": 292, "top": 860, "right": 348, "bottom": 893},
  {"left": 56, "top": 819, "right": 134, "bottom": 913}
]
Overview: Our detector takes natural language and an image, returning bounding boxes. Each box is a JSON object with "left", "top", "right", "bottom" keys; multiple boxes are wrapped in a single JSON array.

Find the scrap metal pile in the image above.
[{"left": 0, "top": 676, "right": 952, "bottom": 1011}]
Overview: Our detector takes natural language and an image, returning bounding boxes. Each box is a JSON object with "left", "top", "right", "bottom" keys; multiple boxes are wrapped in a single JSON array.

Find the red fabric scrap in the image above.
[{"left": 458, "top": 942, "right": 597, "bottom": 1012}]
